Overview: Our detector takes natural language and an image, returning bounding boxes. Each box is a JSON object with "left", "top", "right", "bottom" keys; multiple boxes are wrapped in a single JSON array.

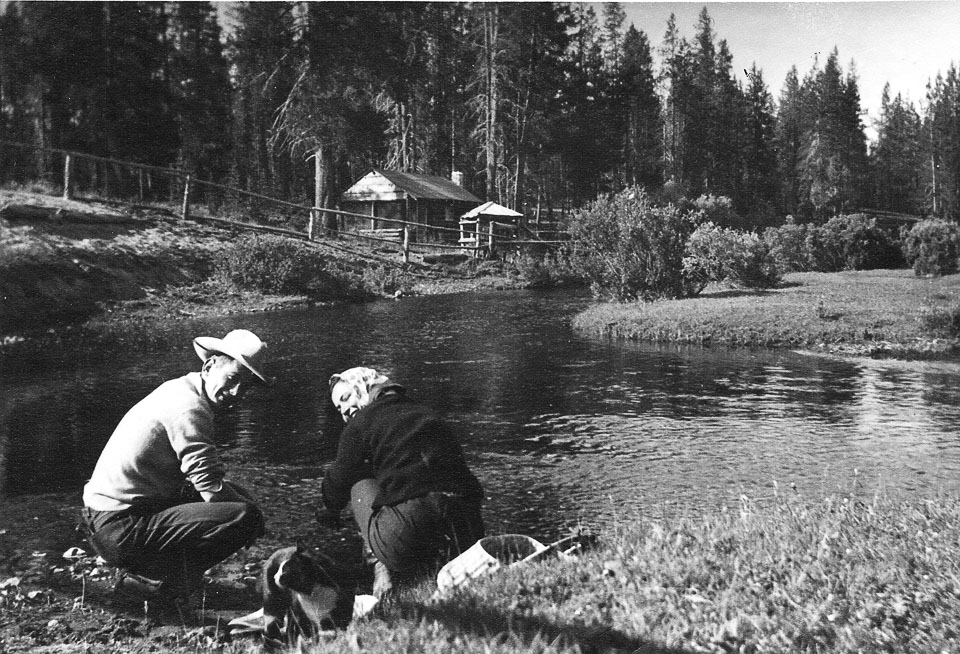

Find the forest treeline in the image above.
[{"left": 1, "top": 1, "right": 959, "bottom": 226}]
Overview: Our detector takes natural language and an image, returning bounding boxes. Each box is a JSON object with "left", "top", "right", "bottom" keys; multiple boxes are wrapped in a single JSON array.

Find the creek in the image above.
[{"left": 3, "top": 289, "right": 960, "bottom": 543}]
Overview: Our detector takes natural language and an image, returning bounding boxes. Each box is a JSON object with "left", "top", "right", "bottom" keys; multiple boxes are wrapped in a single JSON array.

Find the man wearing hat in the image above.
[{"left": 82, "top": 329, "right": 272, "bottom": 601}]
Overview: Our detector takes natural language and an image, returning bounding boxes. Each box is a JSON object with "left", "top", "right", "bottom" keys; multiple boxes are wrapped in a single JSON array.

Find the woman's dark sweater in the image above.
[{"left": 321, "top": 393, "right": 483, "bottom": 512}]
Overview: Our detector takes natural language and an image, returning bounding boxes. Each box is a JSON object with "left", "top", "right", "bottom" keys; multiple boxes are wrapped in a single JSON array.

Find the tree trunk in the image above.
[{"left": 483, "top": 5, "right": 499, "bottom": 202}]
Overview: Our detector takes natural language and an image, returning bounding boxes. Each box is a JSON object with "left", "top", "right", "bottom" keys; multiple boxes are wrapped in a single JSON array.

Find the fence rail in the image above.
[{"left": 0, "top": 140, "right": 568, "bottom": 261}]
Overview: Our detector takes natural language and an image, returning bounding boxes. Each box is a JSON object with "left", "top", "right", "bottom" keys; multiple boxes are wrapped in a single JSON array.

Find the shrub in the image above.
[
  {"left": 820, "top": 213, "right": 902, "bottom": 271},
  {"left": 766, "top": 214, "right": 902, "bottom": 274},
  {"left": 360, "top": 263, "right": 408, "bottom": 295},
  {"left": 803, "top": 221, "right": 846, "bottom": 272},
  {"left": 917, "top": 303, "right": 960, "bottom": 337},
  {"left": 763, "top": 218, "right": 810, "bottom": 273},
  {"left": 902, "top": 219, "right": 960, "bottom": 277},
  {"left": 684, "top": 223, "right": 781, "bottom": 289},
  {"left": 216, "top": 233, "right": 370, "bottom": 300},
  {"left": 567, "top": 187, "right": 701, "bottom": 301},
  {"left": 689, "top": 194, "right": 741, "bottom": 229},
  {"left": 217, "top": 234, "right": 306, "bottom": 293},
  {"left": 513, "top": 250, "right": 584, "bottom": 289}
]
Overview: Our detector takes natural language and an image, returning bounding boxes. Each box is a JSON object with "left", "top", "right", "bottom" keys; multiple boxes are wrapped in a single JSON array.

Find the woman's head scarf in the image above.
[{"left": 329, "top": 366, "right": 403, "bottom": 422}]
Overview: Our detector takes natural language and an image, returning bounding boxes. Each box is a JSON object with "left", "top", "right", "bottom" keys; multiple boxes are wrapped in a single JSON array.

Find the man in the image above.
[
  {"left": 318, "top": 367, "right": 484, "bottom": 598},
  {"left": 82, "top": 328, "right": 271, "bottom": 601}
]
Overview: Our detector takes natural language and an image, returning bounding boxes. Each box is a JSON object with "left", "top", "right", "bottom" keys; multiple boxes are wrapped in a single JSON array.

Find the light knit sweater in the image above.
[{"left": 83, "top": 372, "right": 226, "bottom": 512}]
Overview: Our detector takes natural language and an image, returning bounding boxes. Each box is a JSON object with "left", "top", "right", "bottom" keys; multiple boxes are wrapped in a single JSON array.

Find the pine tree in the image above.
[
  {"left": 742, "top": 64, "right": 779, "bottom": 224},
  {"left": 0, "top": 3, "right": 33, "bottom": 180},
  {"left": 791, "top": 49, "right": 868, "bottom": 219},
  {"left": 658, "top": 13, "right": 692, "bottom": 194},
  {"left": 711, "top": 38, "right": 747, "bottom": 207},
  {"left": 871, "top": 84, "right": 923, "bottom": 214},
  {"left": 839, "top": 60, "right": 869, "bottom": 209},
  {"left": 774, "top": 66, "right": 805, "bottom": 216},
  {"left": 98, "top": 2, "right": 174, "bottom": 165},
  {"left": 555, "top": 3, "right": 612, "bottom": 204},
  {"left": 17, "top": 2, "right": 105, "bottom": 154},
  {"left": 167, "top": 1, "right": 232, "bottom": 184},
  {"left": 8, "top": 2, "right": 173, "bottom": 181},
  {"left": 924, "top": 65, "right": 960, "bottom": 220},
  {"left": 271, "top": 3, "right": 386, "bottom": 216},
  {"left": 601, "top": 2, "right": 626, "bottom": 74},
  {"left": 687, "top": 7, "right": 717, "bottom": 193},
  {"left": 228, "top": 2, "right": 298, "bottom": 197},
  {"left": 621, "top": 25, "right": 661, "bottom": 190},
  {"left": 418, "top": 3, "right": 473, "bottom": 180},
  {"left": 499, "top": 2, "right": 570, "bottom": 211},
  {"left": 471, "top": 2, "right": 503, "bottom": 201}
]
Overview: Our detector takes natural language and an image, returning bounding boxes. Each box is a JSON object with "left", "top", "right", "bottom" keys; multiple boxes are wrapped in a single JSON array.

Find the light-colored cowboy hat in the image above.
[{"left": 193, "top": 329, "right": 272, "bottom": 385}]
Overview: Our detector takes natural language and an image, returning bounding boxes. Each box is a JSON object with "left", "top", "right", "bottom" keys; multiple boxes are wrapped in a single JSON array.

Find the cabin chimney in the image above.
[{"left": 451, "top": 170, "right": 464, "bottom": 187}]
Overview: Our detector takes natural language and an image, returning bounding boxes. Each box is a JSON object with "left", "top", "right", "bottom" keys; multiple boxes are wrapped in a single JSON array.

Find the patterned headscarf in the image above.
[{"left": 329, "top": 367, "right": 402, "bottom": 423}]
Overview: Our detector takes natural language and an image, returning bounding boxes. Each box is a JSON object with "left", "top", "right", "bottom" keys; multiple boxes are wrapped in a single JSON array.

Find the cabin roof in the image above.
[
  {"left": 461, "top": 201, "right": 522, "bottom": 220},
  {"left": 340, "top": 170, "right": 482, "bottom": 204}
]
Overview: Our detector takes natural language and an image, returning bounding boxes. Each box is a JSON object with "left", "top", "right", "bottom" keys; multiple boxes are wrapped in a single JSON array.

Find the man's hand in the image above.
[{"left": 200, "top": 480, "right": 259, "bottom": 504}]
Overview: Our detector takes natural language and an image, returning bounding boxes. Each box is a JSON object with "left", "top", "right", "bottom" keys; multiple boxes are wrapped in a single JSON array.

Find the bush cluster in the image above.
[
  {"left": 763, "top": 214, "right": 902, "bottom": 273},
  {"left": 762, "top": 218, "right": 810, "bottom": 272},
  {"left": 917, "top": 302, "right": 960, "bottom": 337},
  {"left": 684, "top": 222, "right": 781, "bottom": 289},
  {"left": 818, "top": 213, "right": 902, "bottom": 271},
  {"left": 567, "top": 187, "right": 700, "bottom": 301},
  {"left": 688, "top": 193, "right": 740, "bottom": 229},
  {"left": 361, "top": 262, "right": 408, "bottom": 295},
  {"left": 216, "top": 233, "right": 369, "bottom": 300},
  {"left": 564, "top": 190, "right": 953, "bottom": 301},
  {"left": 513, "top": 250, "right": 583, "bottom": 289},
  {"left": 901, "top": 219, "right": 960, "bottom": 276}
]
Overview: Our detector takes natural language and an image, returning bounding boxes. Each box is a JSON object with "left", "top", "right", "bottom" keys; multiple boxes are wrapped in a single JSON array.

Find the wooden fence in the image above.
[{"left": 0, "top": 140, "right": 567, "bottom": 261}]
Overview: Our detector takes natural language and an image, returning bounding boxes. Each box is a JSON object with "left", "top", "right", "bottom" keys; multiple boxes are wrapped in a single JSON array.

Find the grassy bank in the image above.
[
  {"left": 6, "top": 491, "right": 956, "bottom": 653},
  {"left": 334, "top": 491, "right": 960, "bottom": 654},
  {"left": 572, "top": 269, "right": 960, "bottom": 359}
]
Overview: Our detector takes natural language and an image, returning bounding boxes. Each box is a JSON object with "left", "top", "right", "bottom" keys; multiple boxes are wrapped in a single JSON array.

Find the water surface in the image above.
[{"left": 3, "top": 289, "right": 960, "bottom": 541}]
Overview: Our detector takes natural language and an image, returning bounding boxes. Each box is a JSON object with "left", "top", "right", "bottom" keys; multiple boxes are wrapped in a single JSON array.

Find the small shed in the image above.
[
  {"left": 459, "top": 201, "right": 523, "bottom": 255},
  {"left": 339, "top": 169, "right": 481, "bottom": 241}
]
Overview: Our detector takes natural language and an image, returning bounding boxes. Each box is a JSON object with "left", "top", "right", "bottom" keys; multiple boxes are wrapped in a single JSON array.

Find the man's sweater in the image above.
[{"left": 83, "top": 372, "right": 225, "bottom": 512}]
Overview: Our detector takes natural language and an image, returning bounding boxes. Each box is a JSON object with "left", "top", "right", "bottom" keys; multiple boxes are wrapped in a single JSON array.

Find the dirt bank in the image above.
[{"left": 0, "top": 189, "right": 524, "bottom": 342}]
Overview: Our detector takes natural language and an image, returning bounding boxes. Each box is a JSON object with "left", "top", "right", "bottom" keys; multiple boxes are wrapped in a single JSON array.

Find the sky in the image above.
[{"left": 617, "top": 1, "right": 960, "bottom": 136}]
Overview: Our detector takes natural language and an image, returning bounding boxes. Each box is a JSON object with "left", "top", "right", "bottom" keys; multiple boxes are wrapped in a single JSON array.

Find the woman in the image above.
[{"left": 318, "top": 367, "right": 484, "bottom": 597}]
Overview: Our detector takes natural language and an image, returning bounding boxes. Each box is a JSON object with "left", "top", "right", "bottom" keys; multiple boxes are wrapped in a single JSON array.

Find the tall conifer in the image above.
[{"left": 167, "top": 1, "right": 232, "bottom": 183}]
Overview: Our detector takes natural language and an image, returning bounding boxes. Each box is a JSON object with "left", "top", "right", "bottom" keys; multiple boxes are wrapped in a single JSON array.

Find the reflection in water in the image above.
[{"left": 3, "top": 289, "right": 960, "bottom": 540}]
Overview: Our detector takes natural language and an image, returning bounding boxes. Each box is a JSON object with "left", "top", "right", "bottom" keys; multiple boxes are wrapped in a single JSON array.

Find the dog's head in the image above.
[{"left": 273, "top": 543, "right": 339, "bottom": 595}]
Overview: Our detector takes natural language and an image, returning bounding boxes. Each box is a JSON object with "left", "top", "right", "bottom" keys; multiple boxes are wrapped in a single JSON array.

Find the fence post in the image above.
[
  {"left": 181, "top": 175, "right": 192, "bottom": 221},
  {"left": 308, "top": 207, "right": 317, "bottom": 241},
  {"left": 62, "top": 155, "right": 73, "bottom": 200},
  {"left": 488, "top": 221, "right": 496, "bottom": 257},
  {"left": 138, "top": 168, "right": 144, "bottom": 202},
  {"left": 402, "top": 225, "right": 410, "bottom": 263},
  {"left": 474, "top": 220, "right": 481, "bottom": 258}
]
